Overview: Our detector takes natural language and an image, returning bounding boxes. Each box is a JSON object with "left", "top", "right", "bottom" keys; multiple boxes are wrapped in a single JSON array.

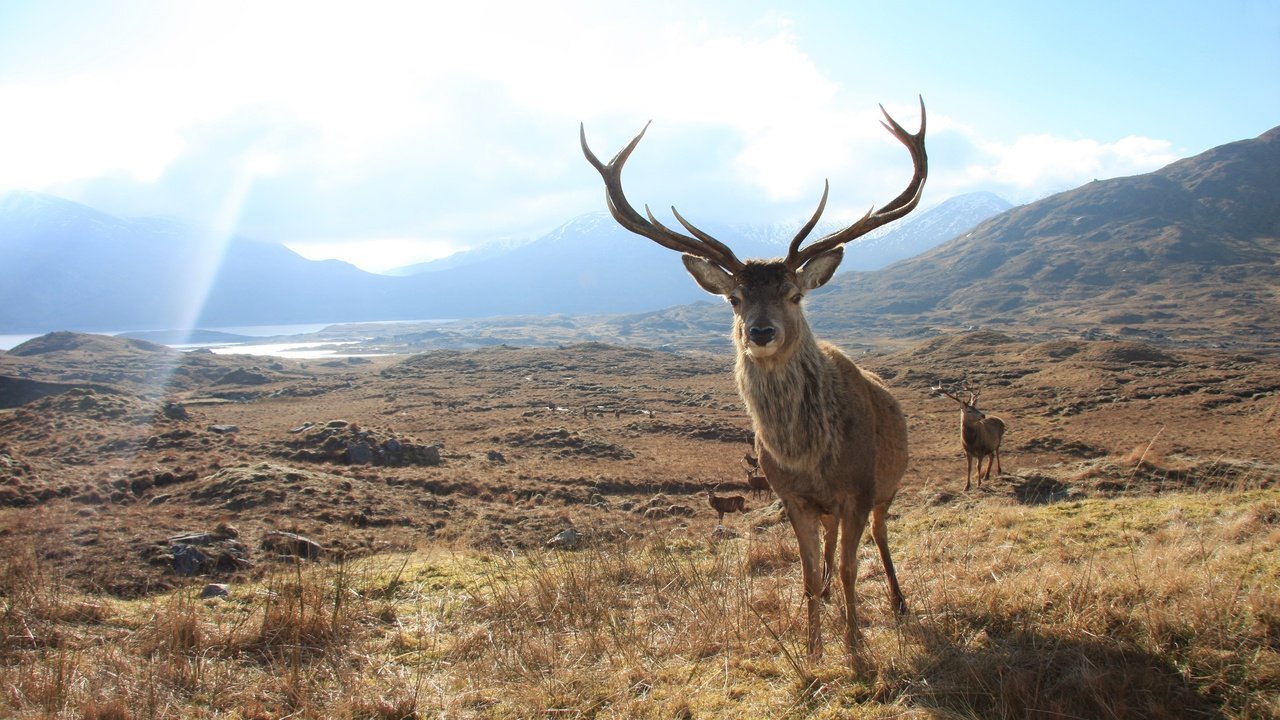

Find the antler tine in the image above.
[
  {"left": 581, "top": 122, "right": 745, "bottom": 272},
  {"left": 933, "top": 382, "right": 965, "bottom": 405},
  {"left": 786, "top": 97, "right": 928, "bottom": 269},
  {"left": 786, "top": 180, "right": 830, "bottom": 260},
  {"left": 953, "top": 380, "right": 980, "bottom": 407}
]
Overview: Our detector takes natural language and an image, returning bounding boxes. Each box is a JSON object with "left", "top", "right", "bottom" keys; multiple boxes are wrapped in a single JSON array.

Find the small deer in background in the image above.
[
  {"left": 743, "top": 451, "right": 772, "bottom": 498},
  {"left": 933, "top": 383, "right": 1006, "bottom": 491},
  {"left": 706, "top": 485, "right": 746, "bottom": 523},
  {"left": 746, "top": 468, "right": 772, "bottom": 499}
]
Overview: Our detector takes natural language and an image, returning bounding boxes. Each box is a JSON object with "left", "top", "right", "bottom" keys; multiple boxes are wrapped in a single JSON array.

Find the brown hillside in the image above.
[
  {"left": 1, "top": 332, "right": 1276, "bottom": 597},
  {"left": 808, "top": 126, "right": 1280, "bottom": 349}
]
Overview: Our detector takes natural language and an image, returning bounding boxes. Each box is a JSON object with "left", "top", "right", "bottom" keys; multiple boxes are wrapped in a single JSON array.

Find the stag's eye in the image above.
[
  {"left": 728, "top": 295, "right": 741, "bottom": 307},
  {"left": 790, "top": 293, "right": 803, "bottom": 304}
]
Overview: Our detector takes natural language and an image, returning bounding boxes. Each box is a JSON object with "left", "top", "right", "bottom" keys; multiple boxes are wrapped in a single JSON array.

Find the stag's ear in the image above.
[
  {"left": 796, "top": 247, "right": 844, "bottom": 291},
  {"left": 682, "top": 255, "right": 736, "bottom": 296}
]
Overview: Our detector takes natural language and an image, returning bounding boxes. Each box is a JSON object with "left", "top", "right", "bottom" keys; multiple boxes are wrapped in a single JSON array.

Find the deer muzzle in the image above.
[{"left": 748, "top": 326, "right": 776, "bottom": 346}]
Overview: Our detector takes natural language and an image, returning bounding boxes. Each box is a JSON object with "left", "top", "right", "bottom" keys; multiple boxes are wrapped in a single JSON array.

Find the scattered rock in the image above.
[
  {"left": 201, "top": 583, "right": 230, "bottom": 599},
  {"left": 164, "top": 530, "right": 252, "bottom": 576},
  {"left": 215, "top": 368, "right": 274, "bottom": 386},
  {"left": 162, "top": 402, "right": 190, "bottom": 420},
  {"left": 208, "top": 424, "right": 239, "bottom": 434},
  {"left": 170, "top": 544, "right": 210, "bottom": 577},
  {"left": 261, "top": 530, "right": 324, "bottom": 560},
  {"left": 283, "top": 421, "right": 442, "bottom": 467},
  {"left": 711, "top": 525, "right": 740, "bottom": 542},
  {"left": 547, "top": 527, "right": 581, "bottom": 550}
]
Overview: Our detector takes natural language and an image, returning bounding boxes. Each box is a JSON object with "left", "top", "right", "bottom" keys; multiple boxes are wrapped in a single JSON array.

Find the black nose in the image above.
[{"left": 748, "top": 326, "right": 776, "bottom": 346}]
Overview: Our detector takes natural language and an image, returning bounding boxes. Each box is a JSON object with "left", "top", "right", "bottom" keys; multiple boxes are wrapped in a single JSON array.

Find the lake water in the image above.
[{"left": 0, "top": 321, "right": 416, "bottom": 358}]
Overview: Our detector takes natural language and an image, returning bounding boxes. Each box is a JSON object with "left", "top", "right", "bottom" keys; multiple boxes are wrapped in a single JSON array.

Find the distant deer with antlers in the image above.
[
  {"left": 706, "top": 484, "right": 747, "bottom": 523},
  {"left": 583, "top": 99, "right": 926, "bottom": 663},
  {"left": 933, "top": 383, "right": 1006, "bottom": 491}
]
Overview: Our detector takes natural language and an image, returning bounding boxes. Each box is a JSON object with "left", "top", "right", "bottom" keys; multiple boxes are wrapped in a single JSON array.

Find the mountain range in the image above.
[
  {"left": 0, "top": 187, "right": 1009, "bottom": 334},
  {"left": 4, "top": 123, "right": 1277, "bottom": 350},
  {"left": 543, "top": 124, "right": 1280, "bottom": 353},
  {"left": 808, "top": 124, "right": 1280, "bottom": 347}
]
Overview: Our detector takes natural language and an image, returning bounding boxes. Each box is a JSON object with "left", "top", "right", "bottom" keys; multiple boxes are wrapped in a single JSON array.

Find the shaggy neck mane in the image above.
[{"left": 734, "top": 328, "right": 841, "bottom": 474}]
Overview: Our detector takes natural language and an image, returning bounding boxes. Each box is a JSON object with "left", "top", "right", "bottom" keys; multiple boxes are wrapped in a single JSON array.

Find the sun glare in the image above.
[{"left": 284, "top": 237, "right": 460, "bottom": 274}]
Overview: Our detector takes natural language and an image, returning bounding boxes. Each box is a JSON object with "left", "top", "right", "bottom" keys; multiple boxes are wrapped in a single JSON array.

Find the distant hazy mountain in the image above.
[
  {"left": 380, "top": 192, "right": 1010, "bottom": 317},
  {"left": 382, "top": 236, "right": 536, "bottom": 276},
  {"left": 0, "top": 188, "right": 1009, "bottom": 334},
  {"left": 841, "top": 192, "right": 1014, "bottom": 271},
  {"left": 0, "top": 191, "right": 413, "bottom": 333}
]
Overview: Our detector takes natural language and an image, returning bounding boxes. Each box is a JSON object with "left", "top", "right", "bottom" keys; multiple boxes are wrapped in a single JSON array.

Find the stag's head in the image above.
[
  {"left": 581, "top": 100, "right": 928, "bottom": 366},
  {"left": 933, "top": 383, "right": 987, "bottom": 423}
]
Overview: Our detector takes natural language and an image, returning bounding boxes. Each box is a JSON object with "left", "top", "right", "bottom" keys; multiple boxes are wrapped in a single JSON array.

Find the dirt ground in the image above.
[{"left": 1, "top": 331, "right": 1277, "bottom": 597}]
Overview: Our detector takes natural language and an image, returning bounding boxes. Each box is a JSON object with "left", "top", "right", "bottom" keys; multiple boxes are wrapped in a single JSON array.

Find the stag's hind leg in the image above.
[{"left": 871, "top": 503, "right": 907, "bottom": 616}]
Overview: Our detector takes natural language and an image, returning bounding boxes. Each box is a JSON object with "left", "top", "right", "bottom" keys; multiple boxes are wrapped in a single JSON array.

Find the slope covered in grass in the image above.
[{"left": 2, "top": 486, "right": 1276, "bottom": 718}]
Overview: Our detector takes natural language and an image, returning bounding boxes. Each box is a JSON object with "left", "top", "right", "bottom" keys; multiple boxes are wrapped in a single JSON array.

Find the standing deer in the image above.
[
  {"left": 933, "top": 383, "right": 1006, "bottom": 491},
  {"left": 746, "top": 467, "right": 772, "bottom": 500},
  {"left": 706, "top": 484, "right": 747, "bottom": 523},
  {"left": 582, "top": 99, "right": 926, "bottom": 663}
]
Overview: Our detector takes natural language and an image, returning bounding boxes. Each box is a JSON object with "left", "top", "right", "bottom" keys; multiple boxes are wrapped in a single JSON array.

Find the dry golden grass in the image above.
[{"left": 2, "top": 487, "right": 1278, "bottom": 718}]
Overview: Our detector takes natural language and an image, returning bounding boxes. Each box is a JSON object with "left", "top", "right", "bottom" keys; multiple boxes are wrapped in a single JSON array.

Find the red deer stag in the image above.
[
  {"left": 933, "top": 383, "right": 1006, "bottom": 491},
  {"left": 706, "top": 484, "right": 747, "bottom": 523},
  {"left": 582, "top": 99, "right": 926, "bottom": 663}
]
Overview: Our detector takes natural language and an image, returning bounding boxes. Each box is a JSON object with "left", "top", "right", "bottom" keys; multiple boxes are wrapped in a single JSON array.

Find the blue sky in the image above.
[{"left": 1, "top": 0, "right": 1276, "bottom": 272}]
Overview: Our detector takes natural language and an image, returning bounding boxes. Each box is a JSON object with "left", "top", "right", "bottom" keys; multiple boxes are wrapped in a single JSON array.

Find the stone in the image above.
[
  {"left": 171, "top": 544, "right": 211, "bottom": 576},
  {"left": 261, "top": 530, "right": 324, "bottom": 560},
  {"left": 201, "top": 583, "right": 230, "bottom": 599},
  {"left": 547, "top": 527, "right": 581, "bottom": 550}
]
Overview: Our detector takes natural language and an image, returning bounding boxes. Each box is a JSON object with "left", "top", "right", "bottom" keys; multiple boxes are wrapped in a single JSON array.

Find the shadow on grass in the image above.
[
  {"left": 894, "top": 611, "right": 1227, "bottom": 720},
  {"left": 1012, "top": 473, "right": 1072, "bottom": 504}
]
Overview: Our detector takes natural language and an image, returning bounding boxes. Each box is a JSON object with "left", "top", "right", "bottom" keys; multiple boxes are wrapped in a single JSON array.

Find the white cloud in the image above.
[
  {"left": 0, "top": 1, "right": 1201, "bottom": 274},
  {"left": 286, "top": 237, "right": 457, "bottom": 274},
  {"left": 0, "top": 77, "right": 188, "bottom": 189},
  {"left": 945, "top": 132, "right": 1179, "bottom": 203}
]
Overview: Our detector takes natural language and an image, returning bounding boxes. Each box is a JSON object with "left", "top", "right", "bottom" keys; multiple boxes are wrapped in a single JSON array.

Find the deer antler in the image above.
[
  {"left": 785, "top": 97, "right": 928, "bottom": 269},
  {"left": 580, "top": 122, "right": 745, "bottom": 273},
  {"left": 932, "top": 382, "right": 967, "bottom": 406}
]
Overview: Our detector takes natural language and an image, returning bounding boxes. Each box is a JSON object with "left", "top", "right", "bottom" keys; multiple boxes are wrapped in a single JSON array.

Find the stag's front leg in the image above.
[
  {"left": 785, "top": 500, "right": 826, "bottom": 661},
  {"left": 839, "top": 508, "right": 869, "bottom": 656},
  {"left": 820, "top": 513, "right": 838, "bottom": 598},
  {"left": 964, "top": 454, "right": 974, "bottom": 492}
]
